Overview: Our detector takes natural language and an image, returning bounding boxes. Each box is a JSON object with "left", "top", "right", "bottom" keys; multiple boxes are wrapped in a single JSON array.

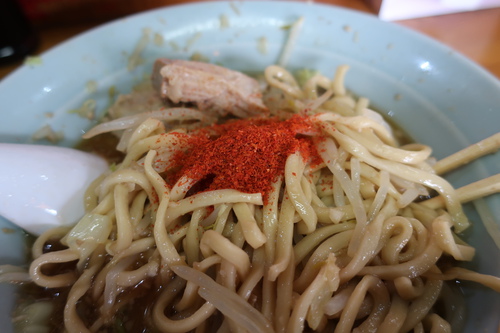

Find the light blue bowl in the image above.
[{"left": 0, "top": 1, "right": 499, "bottom": 332}]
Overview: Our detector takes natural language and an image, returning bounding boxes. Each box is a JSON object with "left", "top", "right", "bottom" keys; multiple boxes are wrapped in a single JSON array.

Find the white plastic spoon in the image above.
[{"left": 0, "top": 143, "right": 109, "bottom": 235}]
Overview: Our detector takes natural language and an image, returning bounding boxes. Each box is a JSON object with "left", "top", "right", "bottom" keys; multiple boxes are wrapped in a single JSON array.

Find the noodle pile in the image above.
[{"left": 4, "top": 63, "right": 500, "bottom": 333}]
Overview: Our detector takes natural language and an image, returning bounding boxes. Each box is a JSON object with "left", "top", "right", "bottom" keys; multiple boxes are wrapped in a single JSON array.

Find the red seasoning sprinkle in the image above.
[{"left": 165, "top": 115, "right": 322, "bottom": 204}]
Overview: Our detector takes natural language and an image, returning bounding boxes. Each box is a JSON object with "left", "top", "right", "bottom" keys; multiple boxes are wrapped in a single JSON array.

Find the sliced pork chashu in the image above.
[{"left": 152, "top": 58, "right": 269, "bottom": 118}]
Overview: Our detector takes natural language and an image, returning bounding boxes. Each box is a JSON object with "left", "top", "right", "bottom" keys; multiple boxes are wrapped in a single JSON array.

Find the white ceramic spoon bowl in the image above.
[{"left": 0, "top": 144, "right": 108, "bottom": 235}]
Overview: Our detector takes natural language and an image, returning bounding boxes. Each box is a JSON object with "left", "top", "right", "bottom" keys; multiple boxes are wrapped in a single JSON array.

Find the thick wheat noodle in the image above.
[
  {"left": 379, "top": 216, "right": 415, "bottom": 265},
  {"left": 377, "top": 293, "right": 408, "bottom": 332},
  {"left": 233, "top": 203, "right": 267, "bottom": 248},
  {"left": 121, "top": 133, "right": 180, "bottom": 168},
  {"left": 325, "top": 122, "right": 470, "bottom": 232},
  {"left": 152, "top": 175, "right": 181, "bottom": 266},
  {"left": 263, "top": 179, "right": 282, "bottom": 266},
  {"left": 394, "top": 276, "right": 426, "bottom": 301},
  {"left": 255, "top": 246, "right": 276, "bottom": 324},
  {"left": 423, "top": 313, "right": 452, "bottom": 332},
  {"left": 317, "top": 200, "right": 372, "bottom": 224},
  {"left": 165, "top": 190, "right": 263, "bottom": 224},
  {"left": 302, "top": 73, "right": 332, "bottom": 99},
  {"left": 64, "top": 247, "right": 106, "bottom": 333},
  {"left": 238, "top": 263, "right": 265, "bottom": 300},
  {"left": 400, "top": 269, "right": 444, "bottom": 332},
  {"left": 97, "top": 168, "right": 156, "bottom": 201},
  {"left": 125, "top": 118, "right": 165, "bottom": 151},
  {"left": 334, "top": 275, "right": 390, "bottom": 333},
  {"left": 339, "top": 197, "right": 399, "bottom": 282},
  {"left": 432, "top": 214, "right": 475, "bottom": 261},
  {"left": 5, "top": 63, "right": 499, "bottom": 333},
  {"left": 359, "top": 237, "right": 443, "bottom": 279},
  {"left": 176, "top": 270, "right": 203, "bottom": 312},
  {"left": 303, "top": 87, "right": 334, "bottom": 114},
  {"left": 112, "top": 183, "right": 134, "bottom": 253},
  {"left": 331, "top": 64, "right": 349, "bottom": 96},
  {"left": 0, "top": 266, "right": 31, "bottom": 284},
  {"left": 101, "top": 256, "right": 137, "bottom": 318},
  {"left": 425, "top": 267, "right": 500, "bottom": 293},
  {"left": 315, "top": 109, "right": 396, "bottom": 146},
  {"left": 183, "top": 208, "right": 205, "bottom": 265},
  {"left": 200, "top": 230, "right": 250, "bottom": 277},
  {"left": 152, "top": 275, "right": 217, "bottom": 333},
  {"left": 344, "top": 125, "right": 432, "bottom": 165},
  {"left": 367, "top": 170, "right": 390, "bottom": 221},
  {"left": 90, "top": 191, "right": 114, "bottom": 215},
  {"left": 268, "top": 194, "right": 296, "bottom": 281},
  {"left": 91, "top": 238, "right": 156, "bottom": 302},
  {"left": 29, "top": 249, "right": 79, "bottom": 288},
  {"left": 354, "top": 96, "right": 370, "bottom": 115},
  {"left": 294, "top": 230, "right": 352, "bottom": 293},
  {"left": 422, "top": 173, "right": 500, "bottom": 209},
  {"left": 128, "top": 190, "right": 148, "bottom": 225},
  {"left": 288, "top": 254, "right": 340, "bottom": 332},
  {"left": 115, "top": 258, "right": 158, "bottom": 286},
  {"left": 265, "top": 65, "right": 303, "bottom": 99},
  {"left": 285, "top": 151, "right": 317, "bottom": 233},
  {"left": 317, "top": 137, "right": 368, "bottom": 256},
  {"left": 433, "top": 132, "right": 500, "bottom": 175},
  {"left": 83, "top": 172, "right": 107, "bottom": 211},
  {"left": 293, "top": 222, "right": 355, "bottom": 265},
  {"left": 31, "top": 226, "right": 70, "bottom": 259}
]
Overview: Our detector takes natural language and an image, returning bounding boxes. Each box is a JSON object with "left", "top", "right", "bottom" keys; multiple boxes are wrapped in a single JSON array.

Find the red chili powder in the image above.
[{"left": 166, "top": 115, "right": 322, "bottom": 203}]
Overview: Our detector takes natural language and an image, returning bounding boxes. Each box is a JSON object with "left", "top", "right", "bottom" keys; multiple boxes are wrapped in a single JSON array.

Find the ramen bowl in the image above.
[{"left": 0, "top": 1, "right": 499, "bottom": 332}]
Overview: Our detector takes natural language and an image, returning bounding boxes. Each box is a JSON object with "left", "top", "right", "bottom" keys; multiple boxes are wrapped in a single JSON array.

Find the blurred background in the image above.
[{"left": 1, "top": 0, "right": 499, "bottom": 79}]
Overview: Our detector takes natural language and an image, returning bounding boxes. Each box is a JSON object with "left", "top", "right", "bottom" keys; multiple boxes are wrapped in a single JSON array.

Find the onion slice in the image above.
[{"left": 171, "top": 264, "right": 273, "bottom": 333}]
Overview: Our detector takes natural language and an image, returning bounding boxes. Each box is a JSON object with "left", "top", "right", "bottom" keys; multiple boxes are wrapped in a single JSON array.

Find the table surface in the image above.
[{"left": 1, "top": 0, "right": 499, "bottom": 81}]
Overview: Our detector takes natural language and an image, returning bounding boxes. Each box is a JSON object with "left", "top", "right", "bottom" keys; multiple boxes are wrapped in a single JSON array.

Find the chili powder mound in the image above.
[{"left": 166, "top": 116, "right": 321, "bottom": 203}]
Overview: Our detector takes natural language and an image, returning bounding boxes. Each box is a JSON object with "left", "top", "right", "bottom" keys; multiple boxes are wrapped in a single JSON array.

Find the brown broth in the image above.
[{"left": 75, "top": 132, "right": 124, "bottom": 165}]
